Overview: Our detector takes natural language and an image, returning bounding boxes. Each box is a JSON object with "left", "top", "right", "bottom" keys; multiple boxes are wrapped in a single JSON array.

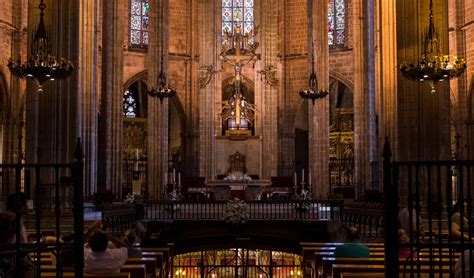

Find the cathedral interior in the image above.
[{"left": 0, "top": 0, "right": 474, "bottom": 277}]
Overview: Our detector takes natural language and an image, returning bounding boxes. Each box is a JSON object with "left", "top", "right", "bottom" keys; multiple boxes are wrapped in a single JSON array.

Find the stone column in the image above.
[
  {"left": 25, "top": 0, "right": 98, "bottom": 194},
  {"left": 447, "top": 0, "right": 469, "bottom": 159},
  {"left": 353, "top": 0, "right": 377, "bottom": 192},
  {"left": 261, "top": 0, "right": 278, "bottom": 179},
  {"left": 98, "top": 0, "right": 125, "bottom": 197},
  {"left": 376, "top": 0, "right": 398, "bottom": 190},
  {"left": 198, "top": 0, "right": 217, "bottom": 179},
  {"left": 308, "top": 0, "right": 330, "bottom": 198},
  {"left": 396, "top": 0, "right": 451, "bottom": 161},
  {"left": 147, "top": 0, "right": 169, "bottom": 199}
]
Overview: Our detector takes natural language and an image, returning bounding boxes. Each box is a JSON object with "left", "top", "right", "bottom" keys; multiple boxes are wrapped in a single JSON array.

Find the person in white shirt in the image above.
[{"left": 84, "top": 229, "right": 128, "bottom": 274}]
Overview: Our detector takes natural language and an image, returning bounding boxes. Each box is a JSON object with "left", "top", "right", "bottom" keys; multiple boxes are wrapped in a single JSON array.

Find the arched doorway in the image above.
[
  {"left": 328, "top": 78, "right": 354, "bottom": 193},
  {"left": 122, "top": 79, "right": 148, "bottom": 196}
]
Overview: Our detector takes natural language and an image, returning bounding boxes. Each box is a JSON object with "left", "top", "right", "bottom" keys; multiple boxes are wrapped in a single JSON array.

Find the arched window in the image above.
[
  {"left": 222, "top": 0, "right": 254, "bottom": 41},
  {"left": 130, "top": 0, "right": 149, "bottom": 48},
  {"left": 328, "top": 0, "right": 346, "bottom": 48},
  {"left": 123, "top": 80, "right": 148, "bottom": 118},
  {"left": 124, "top": 89, "right": 138, "bottom": 118}
]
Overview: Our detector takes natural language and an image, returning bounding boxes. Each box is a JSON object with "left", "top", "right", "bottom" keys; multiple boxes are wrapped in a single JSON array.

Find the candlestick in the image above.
[
  {"left": 308, "top": 170, "right": 311, "bottom": 186},
  {"left": 302, "top": 169, "right": 305, "bottom": 183},
  {"left": 178, "top": 172, "right": 181, "bottom": 186},
  {"left": 173, "top": 169, "right": 176, "bottom": 185},
  {"left": 294, "top": 172, "right": 297, "bottom": 186}
]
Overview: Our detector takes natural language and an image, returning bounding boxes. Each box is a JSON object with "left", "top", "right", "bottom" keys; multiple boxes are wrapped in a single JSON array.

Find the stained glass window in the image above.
[
  {"left": 222, "top": 0, "right": 254, "bottom": 42},
  {"left": 124, "top": 89, "right": 138, "bottom": 118},
  {"left": 328, "top": 0, "right": 346, "bottom": 48},
  {"left": 130, "top": 0, "right": 149, "bottom": 48}
]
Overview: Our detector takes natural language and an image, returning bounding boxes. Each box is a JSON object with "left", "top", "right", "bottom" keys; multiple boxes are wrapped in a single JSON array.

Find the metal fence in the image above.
[
  {"left": 0, "top": 139, "right": 84, "bottom": 278},
  {"left": 383, "top": 138, "right": 474, "bottom": 278},
  {"left": 144, "top": 199, "right": 342, "bottom": 221}
]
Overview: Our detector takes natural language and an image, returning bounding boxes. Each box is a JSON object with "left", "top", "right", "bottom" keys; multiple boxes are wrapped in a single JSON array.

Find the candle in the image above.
[
  {"left": 308, "top": 170, "right": 312, "bottom": 186},
  {"left": 294, "top": 172, "right": 297, "bottom": 186},
  {"left": 302, "top": 169, "right": 305, "bottom": 183},
  {"left": 173, "top": 169, "right": 176, "bottom": 184},
  {"left": 178, "top": 172, "right": 181, "bottom": 186},
  {"left": 134, "top": 148, "right": 139, "bottom": 159}
]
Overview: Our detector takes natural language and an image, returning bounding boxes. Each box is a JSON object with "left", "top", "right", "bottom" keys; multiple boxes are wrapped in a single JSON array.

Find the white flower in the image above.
[
  {"left": 224, "top": 174, "right": 237, "bottom": 182},
  {"left": 169, "top": 189, "right": 180, "bottom": 201},
  {"left": 239, "top": 174, "right": 252, "bottom": 183},
  {"left": 125, "top": 193, "right": 135, "bottom": 204},
  {"left": 224, "top": 198, "right": 249, "bottom": 224}
]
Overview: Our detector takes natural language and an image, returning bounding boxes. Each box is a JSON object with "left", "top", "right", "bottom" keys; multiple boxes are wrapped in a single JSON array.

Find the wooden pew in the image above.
[
  {"left": 41, "top": 273, "right": 130, "bottom": 278},
  {"left": 40, "top": 265, "right": 146, "bottom": 278},
  {"left": 331, "top": 264, "right": 451, "bottom": 278},
  {"left": 339, "top": 273, "right": 450, "bottom": 278},
  {"left": 322, "top": 257, "right": 454, "bottom": 278},
  {"left": 127, "top": 257, "right": 157, "bottom": 278}
]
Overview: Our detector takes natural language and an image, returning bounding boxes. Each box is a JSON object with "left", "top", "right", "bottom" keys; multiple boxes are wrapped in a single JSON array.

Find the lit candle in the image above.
[
  {"left": 302, "top": 169, "right": 305, "bottom": 183},
  {"left": 294, "top": 172, "right": 297, "bottom": 186}
]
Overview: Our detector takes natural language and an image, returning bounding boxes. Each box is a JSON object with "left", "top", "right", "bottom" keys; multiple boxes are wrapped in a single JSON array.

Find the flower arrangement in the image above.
[
  {"left": 125, "top": 193, "right": 135, "bottom": 204},
  {"left": 224, "top": 198, "right": 249, "bottom": 224},
  {"left": 169, "top": 189, "right": 181, "bottom": 201},
  {"left": 223, "top": 174, "right": 237, "bottom": 182},
  {"left": 239, "top": 174, "right": 252, "bottom": 183},
  {"left": 294, "top": 189, "right": 310, "bottom": 212}
]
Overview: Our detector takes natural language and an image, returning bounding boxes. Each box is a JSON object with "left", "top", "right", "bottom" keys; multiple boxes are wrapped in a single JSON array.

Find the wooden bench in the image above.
[
  {"left": 127, "top": 257, "right": 156, "bottom": 277},
  {"left": 41, "top": 273, "right": 130, "bottom": 278},
  {"left": 332, "top": 264, "right": 451, "bottom": 278},
  {"left": 40, "top": 264, "right": 146, "bottom": 278},
  {"left": 322, "top": 257, "right": 454, "bottom": 278},
  {"left": 339, "top": 273, "right": 450, "bottom": 278}
]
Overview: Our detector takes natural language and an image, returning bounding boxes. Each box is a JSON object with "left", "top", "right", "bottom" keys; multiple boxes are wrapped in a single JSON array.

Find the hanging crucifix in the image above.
[{"left": 220, "top": 25, "right": 259, "bottom": 129}]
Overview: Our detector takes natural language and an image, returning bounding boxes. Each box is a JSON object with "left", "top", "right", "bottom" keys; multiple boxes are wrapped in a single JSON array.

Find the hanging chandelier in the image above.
[
  {"left": 7, "top": 0, "right": 74, "bottom": 93},
  {"left": 147, "top": 70, "right": 176, "bottom": 103},
  {"left": 299, "top": 71, "right": 329, "bottom": 105},
  {"left": 399, "top": 0, "right": 466, "bottom": 94}
]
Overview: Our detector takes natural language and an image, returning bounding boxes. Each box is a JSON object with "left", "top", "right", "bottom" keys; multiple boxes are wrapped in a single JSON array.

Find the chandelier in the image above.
[
  {"left": 299, "top": 71, "right": 329, "bottom": 105},
  {"left": 7, "top": 0, "right": 74, "bottom": 93},
  {"left": 147, "top": 4, "right": 176, "bottom": 104},
  {"left": 147, "top": 70, "right": 176, "bottom": 103},
  {"left": 399, "top": 0, "right": 466, "bottom": 94}
]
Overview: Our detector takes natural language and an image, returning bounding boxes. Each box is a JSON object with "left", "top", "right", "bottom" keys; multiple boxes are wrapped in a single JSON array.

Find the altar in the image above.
[{"left": 205, "top": 179, "right": 271, "bottom": 190}]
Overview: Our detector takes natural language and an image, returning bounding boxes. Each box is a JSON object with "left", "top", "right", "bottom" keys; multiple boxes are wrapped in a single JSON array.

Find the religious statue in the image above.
[{"left": 220, "top": 25, "right": 259, "bottom": 130}]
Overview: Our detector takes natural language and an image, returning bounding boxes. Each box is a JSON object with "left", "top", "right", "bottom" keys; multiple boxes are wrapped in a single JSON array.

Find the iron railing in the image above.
[
  {"left": 0, "top": 139, "right": 84, "bottom": 278},
  {"left": 383, "top": 137, "right": 474, "bottom": 278},
  {"left": 144, "top": 199, "right": 342, "bottom": 221}
]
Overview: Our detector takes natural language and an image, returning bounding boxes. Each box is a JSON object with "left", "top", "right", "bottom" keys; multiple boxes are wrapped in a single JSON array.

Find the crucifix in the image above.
[{"left": 220, "top": 25, "right": 258, "bottom": 128}]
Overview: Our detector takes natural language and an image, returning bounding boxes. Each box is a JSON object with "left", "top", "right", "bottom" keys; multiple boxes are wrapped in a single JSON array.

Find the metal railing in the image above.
[
  {"left": 144, "top": 199, "right": 342, "bottom": 221},
  {"left": 383, "top": 137, "right": 474, "bottom": 278},
  {"left": 0, "top": 139, "right": 84, "bottom": 278}
]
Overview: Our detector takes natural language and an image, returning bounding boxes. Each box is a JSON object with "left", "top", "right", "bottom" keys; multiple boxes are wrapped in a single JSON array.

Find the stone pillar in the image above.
[
  {"left": 25, "top": 0, "right": 98, "bottom": 194},
  {"left": 447, "top": 0, "right": 469, "bottom": 159},
  {"left": 377, "top": 0, "right": 398, "bottom": 190},
  {"left": 147, "top": 0, "right": 169, "bottom": 199},
  {"left": 197, "top": 0, "right": 217, "bottom": 179},
  {"left": 396, "top": 0, "right": 451, "bottom": 161},
  {"left": 308, "top": 0, "right": 330, "bottom": 198},
  {"left": 353, "top": 0, "right": 377, "bottom": 192},
  {"left": 98, "top": 0, "right": 125, "bottom": 197},
  {"left": 261, "top": 0, "right": 278, "bottom": 179}
]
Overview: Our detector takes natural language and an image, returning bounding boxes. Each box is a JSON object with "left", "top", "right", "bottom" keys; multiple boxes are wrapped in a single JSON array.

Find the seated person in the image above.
[
  {"left": 84, "top": 228, "right": 128, "bottom": 273},
  {"left": 5, "top": 193, "right": 28, "bottom": 243},
  {"left": 123, "top": 229, "right": 142, "bottom": 258},
  {"left": 334, "top": 226, "right": 370, "bottom": 258},
  {"left": 45, "top": 233, "right": 75, "bottom": 267},
  {"left": 398, "top": 195, "right": 425, "bottom": 238},
  {"left": 398, "top": 229, "right": 418, "bottom": 260},
  {"left": 451, "top": 200, "right": 471, "bottom": 241}
]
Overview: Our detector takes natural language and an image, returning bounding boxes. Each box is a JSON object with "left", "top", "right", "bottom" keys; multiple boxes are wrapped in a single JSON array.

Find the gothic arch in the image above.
[
  {"left": 123, "top": 70, "right": 148, "bottom": 90},
  {"left": 0, "top": 70, "right": 9, "bottom": 123}
]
